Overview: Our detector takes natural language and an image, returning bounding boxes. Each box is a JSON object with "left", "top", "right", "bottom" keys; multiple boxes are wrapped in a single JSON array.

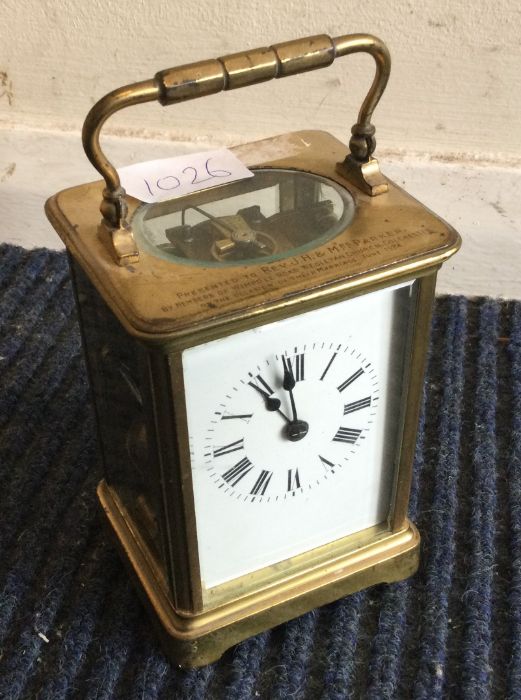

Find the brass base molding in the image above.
[{"left": 98, "top": 479, "right": 420, "bottom": 668}]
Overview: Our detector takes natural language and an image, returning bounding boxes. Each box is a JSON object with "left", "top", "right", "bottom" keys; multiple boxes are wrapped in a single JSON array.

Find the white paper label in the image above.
[{"left": 117, "top": 149, "right": 254, "bottom": 204}]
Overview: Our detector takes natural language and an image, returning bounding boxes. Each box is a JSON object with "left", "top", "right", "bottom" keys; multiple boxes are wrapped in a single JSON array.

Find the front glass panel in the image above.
[
  {"left": 182, "top": 281, "right": 418, "bottom": 590},
  {"left": 131, "top": 169, "right": 355, "bottom": 267}
]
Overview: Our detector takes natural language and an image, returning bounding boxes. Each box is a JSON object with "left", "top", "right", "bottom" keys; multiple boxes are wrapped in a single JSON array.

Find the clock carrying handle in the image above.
[{"left": 82, "top": 33, "right": 391, "bottom": 265}]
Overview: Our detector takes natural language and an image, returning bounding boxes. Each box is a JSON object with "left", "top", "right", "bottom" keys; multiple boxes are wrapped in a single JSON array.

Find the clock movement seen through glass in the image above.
[{"left": 131, "top": 169, "right": 356, "bottom": 266}]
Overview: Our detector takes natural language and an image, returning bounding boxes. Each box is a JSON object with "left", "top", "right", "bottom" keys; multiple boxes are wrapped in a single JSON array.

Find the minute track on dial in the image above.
[{"left": 207, "top": 341, "right": 378, "bottom": 500}]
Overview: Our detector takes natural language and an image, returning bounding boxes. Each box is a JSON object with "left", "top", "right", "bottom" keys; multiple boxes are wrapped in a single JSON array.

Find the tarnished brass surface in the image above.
[
  {"left": 101, "top": 221, "right": 139, "bottom": 264},
  {"left": 98, "top": 479, "right": 420, "bottom": 667},
  {"left": 46, "top": 130, "right": 461, "bottom": 340},
  {"left": 80, "top": 33, "right": 391, "bottom": 262},
  {"left": 338, "top": 155, "right": 388, "bottom": 196}
]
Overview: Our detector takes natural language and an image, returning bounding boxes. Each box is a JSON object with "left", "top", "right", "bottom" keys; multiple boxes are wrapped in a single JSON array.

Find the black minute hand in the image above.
[
  {"left": 282, "top": 356, "right": 309, "bottom": 442},
  {"left": 282, "top": 356, "right": 298, "bottom": 421}
]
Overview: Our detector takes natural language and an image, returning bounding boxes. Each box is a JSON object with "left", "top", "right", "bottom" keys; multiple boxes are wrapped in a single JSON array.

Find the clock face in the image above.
[
  {"left": 182, "top": 282, "right": 417, "bottom": 589},
  {"left": 206, "top": 342, "right": 378, "bottom": 501}
]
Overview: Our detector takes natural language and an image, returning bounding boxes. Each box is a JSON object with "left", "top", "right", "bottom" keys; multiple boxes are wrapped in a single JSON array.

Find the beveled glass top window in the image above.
[{"left": 130, "top": 169, "right": 356, "bottom": 267}]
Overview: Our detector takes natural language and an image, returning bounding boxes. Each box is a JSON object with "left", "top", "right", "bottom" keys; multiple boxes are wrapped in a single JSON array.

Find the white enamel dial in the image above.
[
  {"left": 182, "top": 282, "right": 416, "bottom": 588},
  {"left": 206, "top": 342, "right": 378, "bottom": 501}
]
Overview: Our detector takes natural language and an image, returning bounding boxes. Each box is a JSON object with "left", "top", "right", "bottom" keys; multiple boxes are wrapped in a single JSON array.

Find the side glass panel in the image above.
[{"left": 69, "top": 258, "right": 164, "bottom": 564}]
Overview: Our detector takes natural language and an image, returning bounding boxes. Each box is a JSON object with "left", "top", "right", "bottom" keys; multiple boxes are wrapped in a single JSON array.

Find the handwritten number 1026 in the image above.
[{"left": 143, "top": 158, "right": 232, "bottom": 198}]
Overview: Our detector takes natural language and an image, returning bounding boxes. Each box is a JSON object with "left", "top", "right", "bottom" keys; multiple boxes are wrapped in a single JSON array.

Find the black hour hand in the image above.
[
  {"left": 248, "top": 381, "right": 287, "bottom": 420},
  {"left": 266, "top": 395, "right": 281, "bottom": 411}
]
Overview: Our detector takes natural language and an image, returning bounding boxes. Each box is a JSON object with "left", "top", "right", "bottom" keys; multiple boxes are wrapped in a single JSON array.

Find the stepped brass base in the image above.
[{"left": 98, "top": 479, "right": 420, "bottom": 668}]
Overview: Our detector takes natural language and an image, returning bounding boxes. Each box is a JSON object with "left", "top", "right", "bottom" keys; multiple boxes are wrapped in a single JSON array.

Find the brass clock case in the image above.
[{"left": 45, "top": 33, "right": 461, "bottom": 667}]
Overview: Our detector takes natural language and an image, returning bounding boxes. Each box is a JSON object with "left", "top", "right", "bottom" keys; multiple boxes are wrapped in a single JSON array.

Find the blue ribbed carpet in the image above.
[{"left": 0, "top": 243, "right": 520, "bottom": 699}]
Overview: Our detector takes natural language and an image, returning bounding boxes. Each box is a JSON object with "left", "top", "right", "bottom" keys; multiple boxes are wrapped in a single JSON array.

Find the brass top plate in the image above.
[{"left": 46, "top": 131, "right": 460, "bottom": 340}]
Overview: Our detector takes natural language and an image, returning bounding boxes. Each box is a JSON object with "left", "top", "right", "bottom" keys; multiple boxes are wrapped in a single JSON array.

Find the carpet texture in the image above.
[{"left": 0, "top": 243, "right": 520, "bottom": 699}]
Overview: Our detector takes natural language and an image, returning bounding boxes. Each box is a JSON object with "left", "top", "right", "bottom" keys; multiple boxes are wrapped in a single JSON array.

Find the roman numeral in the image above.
[
  {"left": 319, "top": 455, "right": 335, "bottom": 471},
  {"left": 343, "top": 396, "right": 372, "bottom": 415},
  {"left": 222, "top": 457, "right": 253, "bottom": 486},
  {"left": 288, "top": 353, "right": 305, "bottom": 381},
  {"left": 248, "top": 373, "right": 274, "bottom": 399},
  {"left": 337, "top": 368, "right": 364, "bottom": 392},
  {"left": 320, "top": 353, "right": 337, "bottom": 381},
  {"left": 221, "top": 413, "right": 253, "bottom": 422},
  {"left": 250, "top": 470, "right": 272, "bottom": 496},
  {"left": 333, "top": 427, "right": 362, "bottom": 444},
  {"left": 287, "top": 468, "right": 301, "bottom": 491},
  {"left": 213, "top": 438, "right": 244, "bottom": 458}
]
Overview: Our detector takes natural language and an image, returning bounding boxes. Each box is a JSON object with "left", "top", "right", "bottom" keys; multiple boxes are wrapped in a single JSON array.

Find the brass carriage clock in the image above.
[{"left": 45, "top": 34, "right": 460, "bottom": 667}]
